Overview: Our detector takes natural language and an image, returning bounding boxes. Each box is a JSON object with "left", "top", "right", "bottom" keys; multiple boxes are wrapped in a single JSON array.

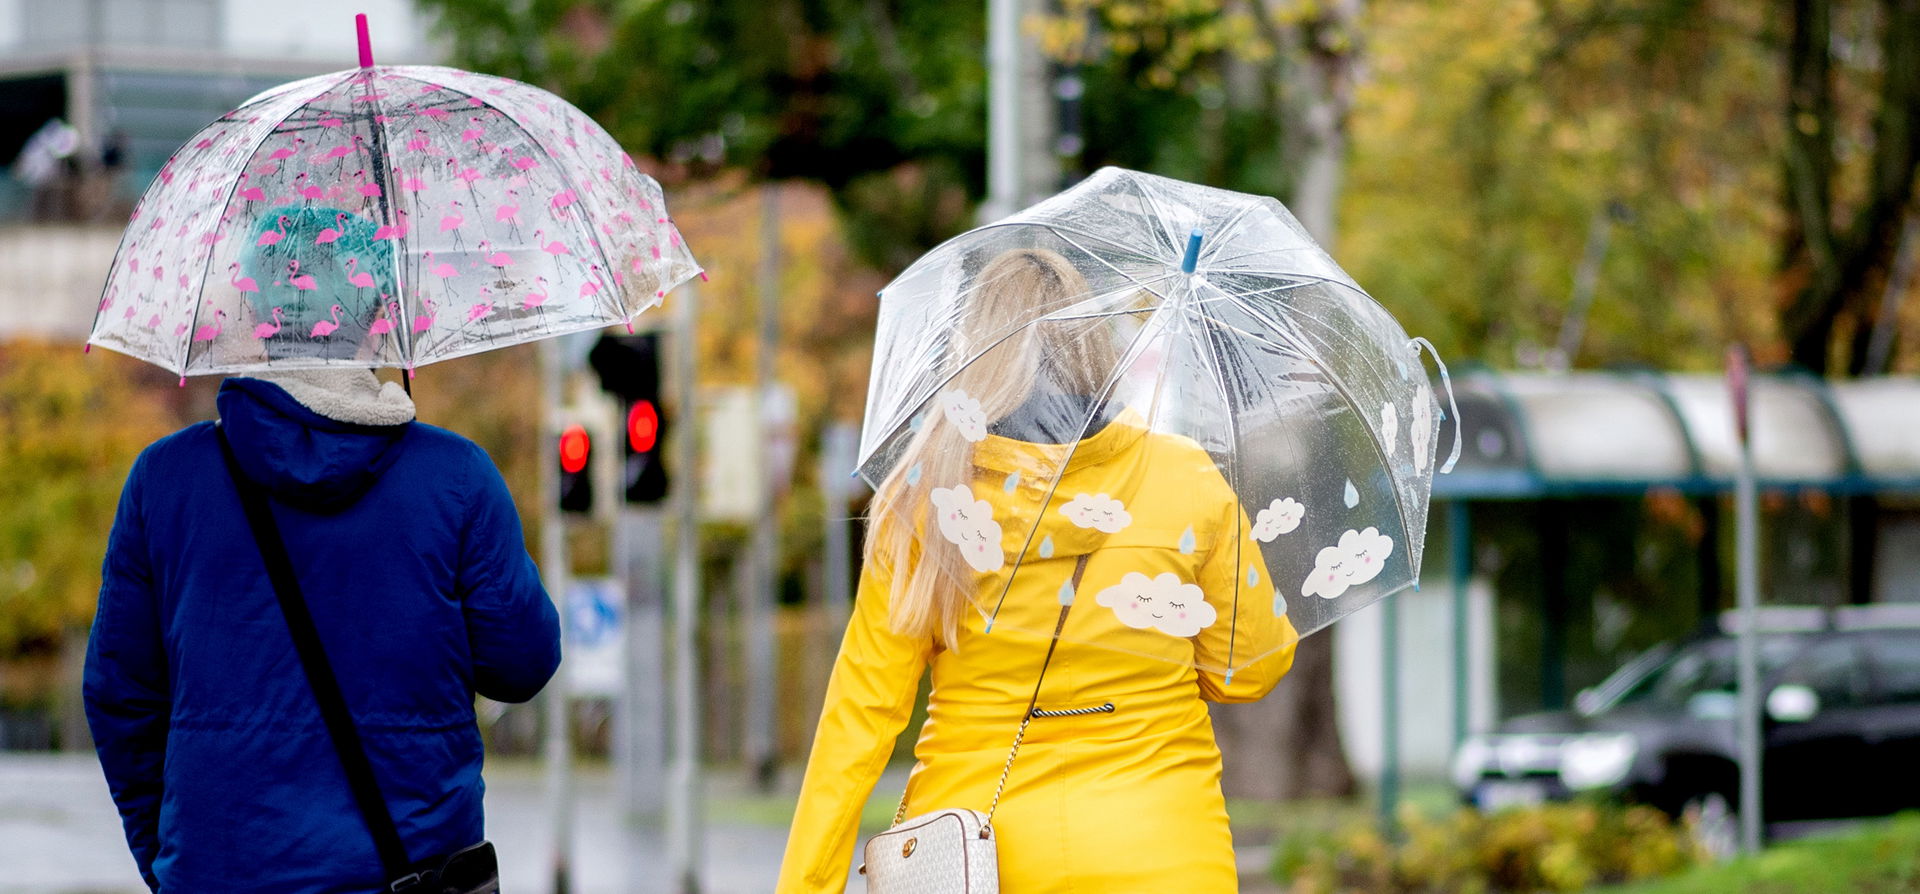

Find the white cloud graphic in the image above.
[
  {"left": 1251, "top": 497, "right": 1305, "bottom": 542},
  {"left": 1301, "top": 526, "right": 1396, "bottom": 599},
  {"left": 1411, "top": 383, "right": 1434, "bottom": 473},
  {"left": 1380, "top": 402, "right": 1399, "bottom": 457},
  {"left": 939, "top": 389, "right": 988, "bottom": 442},
  {"left": 1095, "top": 571, "right": 1217, "bottom": 637},
  {"left": 929, "top": 484, "right": 1004, "bottom": 572},
  {"left": 1060, "top": 492, "right": 1132, "bottom": 533}
]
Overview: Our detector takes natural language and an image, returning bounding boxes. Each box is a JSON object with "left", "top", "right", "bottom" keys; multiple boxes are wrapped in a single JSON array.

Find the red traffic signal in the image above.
[
  {"left": 558, "top": 423, "right": 594, "bottom": 514},
  {"left": 559, "top": 424, "right": 592, "bottom": 474},
  {"left": 627, "top": 400, "right": 660, "bottom": 454}
]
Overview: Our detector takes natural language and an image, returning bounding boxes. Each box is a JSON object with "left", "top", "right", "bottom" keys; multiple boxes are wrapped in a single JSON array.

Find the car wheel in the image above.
[{"left": 1682, "top": 791, "right": 1739, "bottom": 862}]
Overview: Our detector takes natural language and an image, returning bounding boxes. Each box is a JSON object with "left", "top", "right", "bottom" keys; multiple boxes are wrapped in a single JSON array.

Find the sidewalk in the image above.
[{"left": 0, "top": 753, "right": 1282, "bottom": 893}]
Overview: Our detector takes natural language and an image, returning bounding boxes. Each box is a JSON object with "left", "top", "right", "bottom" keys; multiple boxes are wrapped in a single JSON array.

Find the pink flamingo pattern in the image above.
[
  {"left": 253, "top": 307, "right": 284, "bottom": 339},
  {"left": 287, "top": 261, "right": 318, "bottom": 291},
  {"left": 344, "top": 257, "right": 376, "bottom": 289},
  {"left": 309, "top": 305, "right": 344, "bottom": 337},
  {"left": 369, "top": 299, "right": 399, "bottom": 336},
  {"left": 88, "top": 57, "right": 702, "bottom": 378},
  {"left": 229, "top": 263, "right": 258, "bottom": 293}
]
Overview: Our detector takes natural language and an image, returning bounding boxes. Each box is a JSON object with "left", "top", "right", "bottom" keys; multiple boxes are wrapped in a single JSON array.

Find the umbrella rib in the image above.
[
  {"left": 357, "top": 70, "right": 416, "bottom": 367},
  {"left": 1210, "top": 288, "right": 1420, "bottom": 568},
  {"left": 1184, "top": 293, "right": 1249, "bottom": 671},
  {"left": 1198, "top": 200, "right": 1265, "bottom": 267},
  {"left": 1128, "top": 177, "right": 1188, "bottom": 261}
]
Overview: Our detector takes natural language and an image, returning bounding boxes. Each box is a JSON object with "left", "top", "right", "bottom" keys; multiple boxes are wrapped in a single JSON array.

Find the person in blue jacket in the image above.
[
  {"left": 86, "top": 366, "right": 560, "bottom": 890},
  {"left": 83, "top": 367, "right": 562, "bottom": 893}
]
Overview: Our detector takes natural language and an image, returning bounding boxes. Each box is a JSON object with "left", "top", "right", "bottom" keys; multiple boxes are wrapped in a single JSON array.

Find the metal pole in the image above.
[
  {"left": 1450, "top": 500, "right": 1472, "bottom": 747},
  {"left": 665, "top": 283, "right": 705, "bottom": 894},
  {"left": 742, "top": 185, "right": 781, "bottom": 790},
  {"left": 616, "top": 508, "right": 668, "bottom": 820},
  {"left": 1379, "top": 593, "right": 1400, "bottom": 835},
  {"left": 1730, "top": 347, "right": 1763, "bottom": 854},
  {"left": 538, "top": 340, "right": 575, "bottom": 894},
  {"left": 819, "top": 424, "right": 859, "bottom": 637},
  {"left": 982, "top": 0, "right": 1021, "bottom": 223}
]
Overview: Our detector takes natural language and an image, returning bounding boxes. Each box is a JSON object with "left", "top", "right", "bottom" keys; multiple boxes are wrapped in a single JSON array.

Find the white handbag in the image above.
[
  {"left": 859, "top": 808, "right": 1000, "bottom": 893},
  {"left": 858, "top": 556, "right": 1109, "bottom": 894}
]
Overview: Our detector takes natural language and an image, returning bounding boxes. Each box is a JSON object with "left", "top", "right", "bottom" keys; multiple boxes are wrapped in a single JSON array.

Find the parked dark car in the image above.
[{"left": 1452, "top": 605, "right": 1920, "bottom": 853}]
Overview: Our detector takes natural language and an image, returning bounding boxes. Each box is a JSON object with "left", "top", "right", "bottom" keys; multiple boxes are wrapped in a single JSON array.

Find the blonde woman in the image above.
[{"left": 777, "top": 248, "right": 1298, "bottom": 892}]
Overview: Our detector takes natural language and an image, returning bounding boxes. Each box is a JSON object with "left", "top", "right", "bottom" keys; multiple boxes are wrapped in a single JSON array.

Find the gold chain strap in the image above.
[{"left": 889, "top": 555, "right": 1091, "bottom": 830}]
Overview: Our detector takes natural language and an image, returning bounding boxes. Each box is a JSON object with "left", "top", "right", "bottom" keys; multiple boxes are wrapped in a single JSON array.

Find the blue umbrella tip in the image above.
[
  {"left": 1224, "top": 669, "right": 1235, "bottom": 685},
  {"left": 1181, "top": 229, "right": 1204, "bottom": 274}
]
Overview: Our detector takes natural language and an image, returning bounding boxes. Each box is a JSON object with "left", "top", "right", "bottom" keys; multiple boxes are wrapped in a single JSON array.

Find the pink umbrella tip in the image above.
[
  {"left": 698, "top": 270, "right": 710, "bottom": 282},
  {"left": 355, "top": 14, "right": 374, "bottom": 68}
]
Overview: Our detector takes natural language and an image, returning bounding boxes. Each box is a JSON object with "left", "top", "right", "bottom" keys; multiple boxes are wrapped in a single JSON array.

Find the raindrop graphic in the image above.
[
  {"left": 906, "top": 464, "right": 922, "bottom": 486},
  {"left": 1246, "top": 565, "right": 1260, "bottom": 587},
  {"left": 1273, "top": 594, "right": 1289, "bottom": 617},
  {"left": 1343, "top": 479, "right": 1359, "bottom": 508},
  {"left": 1004, "top": 471, "right": 1021, "bottom": 493},
  {"left": 1038, "top": 535, "right": 1055, "bottom": 559},
  {"left": 1057, "top": 578, "right": 1076, "bottom": 606},
  {"left": 1178, "top": 525, "right": 1197, "bottom": 555},
  {"left": 908, "top": 413, "right": 923, "bottom": 431}
]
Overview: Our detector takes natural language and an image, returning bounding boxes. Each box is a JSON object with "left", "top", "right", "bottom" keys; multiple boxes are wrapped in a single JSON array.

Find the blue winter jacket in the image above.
[{"left": 84, "top": 378, "right": 561, "bottom": 893}]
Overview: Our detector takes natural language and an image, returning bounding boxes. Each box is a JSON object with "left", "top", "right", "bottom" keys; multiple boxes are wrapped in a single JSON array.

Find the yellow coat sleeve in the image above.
[
  {"left": 1193, "top": 498, "right": 1297, "bottom": 703},
  {"left": 776, "top": 559, "right": 933, "bottom": 893}
]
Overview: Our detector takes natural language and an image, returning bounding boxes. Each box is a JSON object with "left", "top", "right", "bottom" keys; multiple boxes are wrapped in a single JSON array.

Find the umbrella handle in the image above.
[{"left": 1411, "top": 337, "right": 1462, "bottom": 474}]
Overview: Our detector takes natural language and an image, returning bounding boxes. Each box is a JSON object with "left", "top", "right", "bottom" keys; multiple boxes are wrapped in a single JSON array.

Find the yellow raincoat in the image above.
[{"left": 778, "top": 412, "right": 1298, "bottom": 892}]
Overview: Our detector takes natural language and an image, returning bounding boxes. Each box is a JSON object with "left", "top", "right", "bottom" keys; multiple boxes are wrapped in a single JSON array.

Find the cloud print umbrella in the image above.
[
  {"left": 858, "top": 167, "right": 1459, "bottom": 675},
  {"left": 85, "top": 15, "right": 702, "bottom": 382}
]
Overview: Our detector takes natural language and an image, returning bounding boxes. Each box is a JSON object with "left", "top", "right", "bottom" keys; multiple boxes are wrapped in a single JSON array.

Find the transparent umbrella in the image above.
[
  {"left": 858, "top": 167, "right": 1460, "bottom": 675},
  {"left": 85, "top": 25, "right": 701, "bottom": 382}
]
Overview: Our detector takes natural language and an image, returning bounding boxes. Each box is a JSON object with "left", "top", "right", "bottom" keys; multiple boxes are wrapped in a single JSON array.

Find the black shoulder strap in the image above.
[{"left": 216, "top": 426, "right": 413, "bottom": 880}]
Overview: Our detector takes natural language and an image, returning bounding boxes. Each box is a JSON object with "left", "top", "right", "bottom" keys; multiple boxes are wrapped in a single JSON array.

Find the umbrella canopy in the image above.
[
  {"left": 86, "top": 62, "right": 701, "bottom": 379},
  {"left": 858, "top": 167, "right": 1459, "bottom": 674}
]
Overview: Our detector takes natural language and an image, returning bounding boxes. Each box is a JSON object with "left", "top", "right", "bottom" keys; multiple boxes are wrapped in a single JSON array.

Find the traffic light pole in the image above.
[
  {"left": 616, "top": 505, "right": 668, "bottom": 872},
  {"left": 538, "top": 339, "right": 576, "bottom": 894},
  {"left": 742, "top": 184, "right": 782, "bottom": 791},
  {"left": 666, "top": 282, "right": 705, "bottom": 894}
]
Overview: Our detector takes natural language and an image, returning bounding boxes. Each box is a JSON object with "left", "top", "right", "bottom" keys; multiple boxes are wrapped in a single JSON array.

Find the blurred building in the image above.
[
  {"left": 1338, "top": 369, "right": 1920, "bottom": 784},
  {"left": 0, "top": 0, "right": 438, "bottom": 337}
]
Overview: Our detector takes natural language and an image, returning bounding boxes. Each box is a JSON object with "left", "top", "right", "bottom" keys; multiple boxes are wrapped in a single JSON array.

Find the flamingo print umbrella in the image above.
[{"left": 85, "top": 18, "right": 702, "bottom": 382}]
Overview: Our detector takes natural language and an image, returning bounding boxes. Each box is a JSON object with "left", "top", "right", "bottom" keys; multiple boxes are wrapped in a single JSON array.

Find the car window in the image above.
[
  {"left": 1773, "top": 637, "right": 1870, "bottom": 708},
  {"left": 1867, "top": 632, "right": 1920, "bottom": 705},
  {"left": 1614, "top": 635, "right": 1805, "bottom": 710}
]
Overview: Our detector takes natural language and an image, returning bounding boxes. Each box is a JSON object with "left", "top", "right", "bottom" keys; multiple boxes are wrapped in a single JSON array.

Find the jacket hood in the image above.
[{"left": 216, "top": 377, "right": 411, "bottom": 512}]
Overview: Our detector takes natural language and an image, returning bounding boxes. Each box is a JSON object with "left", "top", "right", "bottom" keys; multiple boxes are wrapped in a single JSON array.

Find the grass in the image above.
[{"left": 1599, "top": 814, "right": 1920, "bottom": 894}]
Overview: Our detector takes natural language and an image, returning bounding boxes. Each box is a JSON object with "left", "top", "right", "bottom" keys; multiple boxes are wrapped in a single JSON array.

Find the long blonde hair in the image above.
[{"left": 866, "top": 247, "right": 1121, "bottom": 645}]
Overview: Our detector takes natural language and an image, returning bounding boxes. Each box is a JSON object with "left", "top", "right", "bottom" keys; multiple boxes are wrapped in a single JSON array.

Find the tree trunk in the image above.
[
  {"left": 1211, "top": 0, "right": 1363, "bottom": 803},
  {"left": 1779, "top": 0, "right": 1920, "bottom": 373},
  {"left": 1213, "top": 632, "right": 1356, "bottom": 799}
]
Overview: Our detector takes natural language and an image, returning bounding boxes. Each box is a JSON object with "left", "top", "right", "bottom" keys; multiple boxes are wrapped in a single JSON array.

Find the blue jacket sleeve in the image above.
[
  {"left": 83, "top": 454, "right": 169, "bottom": 891},
  {"left": 457, "top": 446, "right": 561, "bottom": 704}
]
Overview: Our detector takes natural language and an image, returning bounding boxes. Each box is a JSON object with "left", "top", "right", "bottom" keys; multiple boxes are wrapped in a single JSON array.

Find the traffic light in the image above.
[
  {"left": 558, "top": 422, "right": 594, "bottom": 514},
  {"left": 590, "top": 333, "right": 669, "bottom": 504}
]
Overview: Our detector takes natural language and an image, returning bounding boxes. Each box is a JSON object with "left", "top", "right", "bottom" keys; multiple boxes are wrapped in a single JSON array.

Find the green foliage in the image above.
[
  {"left": 1273, "top": 801, "right": 1702, "bottom": 894},
  {"left": 0, "top": 343, "right": 178, "bottom": 655},
  {"left": 1603, "top": 814, "right": 1920, "bottom": 894},
  {"left": 416, "top": 0, "right": 989, "bottom": 268}
]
